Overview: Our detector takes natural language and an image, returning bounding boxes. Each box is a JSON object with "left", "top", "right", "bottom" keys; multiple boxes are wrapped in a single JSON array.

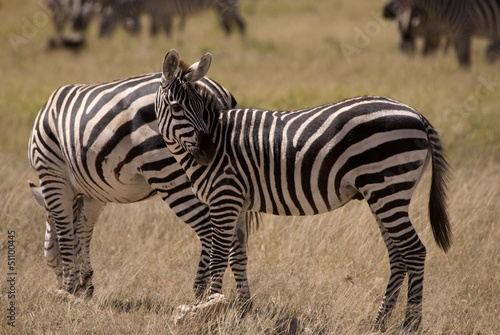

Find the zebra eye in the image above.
[{"left": 171, "top": 103, "right": 184, "bottom": 114}]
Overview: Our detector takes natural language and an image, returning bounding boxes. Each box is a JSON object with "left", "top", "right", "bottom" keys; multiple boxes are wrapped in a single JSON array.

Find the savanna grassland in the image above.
[{"left": 1, "top": 0, "right": 499, "bottom": 333}]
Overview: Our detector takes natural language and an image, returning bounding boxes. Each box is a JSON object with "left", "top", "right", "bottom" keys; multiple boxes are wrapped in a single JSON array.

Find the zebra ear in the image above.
[
  {"left": 186, "top": 53, "right": 211, "bottom": 82},
  {"left": 161, "top": 49, "right": 180, "bottom": 85}
]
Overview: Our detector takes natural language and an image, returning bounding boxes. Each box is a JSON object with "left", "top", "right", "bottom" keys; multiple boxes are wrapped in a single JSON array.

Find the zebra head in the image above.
[
  {"left": 383, "top": 0, "right": 415, "bottom": 19},
  {"left": 155, "top": 49, "right": 216, "bottom": 166}
]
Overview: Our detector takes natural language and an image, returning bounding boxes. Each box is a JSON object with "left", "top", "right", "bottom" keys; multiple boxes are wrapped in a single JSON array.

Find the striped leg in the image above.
[
  {"left": 208, "top": 205, "right": 243, "bottom": 301},
  {"left": 76, "top": 196, "right": 105, "bottom": 298},
  {"left": 369, "top": 200, "right": 426, "bottom": 331},
  {"left": 229, "top": 214, "right": 251, "bottom": 305},
  {"left": 373, "top": 218, "right": 407, "bottom": 331},
  {"left": 41, "top": 180, "right": 81, "bottom": 294},
  {"left": 44, "top": 214, "right": 63, "bottom": 289},
  {"left": 30, "top": 181, "right": 65, "bottom": 288}
]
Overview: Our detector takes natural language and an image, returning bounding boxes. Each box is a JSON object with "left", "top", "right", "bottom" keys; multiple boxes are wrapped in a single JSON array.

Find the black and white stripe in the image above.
[
  {"left": 98, "top": 0, "right": 245, "bottom": 38},
  {"left": 154, "top": 50, "right": 452, "bottom": 331},
  {"left": 28, "top": 71, "right": 255, "bottom": 299},
  {"left": 384, "top": 0, "right": 500, "bottom": 66}
]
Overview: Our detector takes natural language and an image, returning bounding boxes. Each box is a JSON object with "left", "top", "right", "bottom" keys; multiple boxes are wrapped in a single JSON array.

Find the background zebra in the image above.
[
  {"left": 45, "top": 0, "right": 95, "bottom": 48},
  {"left": 154, "top": 50, "right": 452, "bottom": 331},
  {"left": 28, "top": 71, "right": 255, "bottom": 299},
  {"left": 383, "top": 4, "right": 444, "bottom": 55},
  {"left": 384, "top": 0, "right": 500, "bottom": 67},
  {"left": 97, "top": 0, "right": 245, "bottom": 39}
]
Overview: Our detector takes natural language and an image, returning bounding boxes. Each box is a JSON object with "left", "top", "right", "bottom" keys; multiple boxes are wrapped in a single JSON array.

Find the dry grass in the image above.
[{"left": 1, "top": 0, "right": 500, "bottom": 333}]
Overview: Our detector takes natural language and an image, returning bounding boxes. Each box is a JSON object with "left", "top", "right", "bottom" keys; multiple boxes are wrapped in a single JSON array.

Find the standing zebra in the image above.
[
  {"left": 98, "top": 0, "right": 245, "bottom": 38},
  {"left": 154, "top": 50, "right": 452, "bottom": 331},
  {"left": 384, "top": 0, "right": 500, "bottom": 67},
  {"left": 28, "top": 71, "right": 255, "bottom": 299}
]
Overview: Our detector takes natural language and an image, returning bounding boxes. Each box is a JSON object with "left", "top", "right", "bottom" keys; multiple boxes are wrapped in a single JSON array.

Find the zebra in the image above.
[
  {"left": 97, "top": 0, "right": 245, "bottom": 39},
  {"left": 384, "top": 0, "right": 500, "bottom": 67},
  {"left": 154, "top": 49, "right": 452, "bottom": 331},
  {"left": 45, "top": 0, "right": 96, "bottom": 48},
  {"left": 383, "top": 4, "right": 444, "bottom": 55},
  {"left": 28, "top": 71, "right": 257, "bottom": 300}
]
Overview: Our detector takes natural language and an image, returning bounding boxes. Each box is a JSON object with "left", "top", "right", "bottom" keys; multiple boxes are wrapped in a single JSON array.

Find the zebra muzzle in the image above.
[{"left": 192, "top": 130, "right": 216, "bottom": 166}]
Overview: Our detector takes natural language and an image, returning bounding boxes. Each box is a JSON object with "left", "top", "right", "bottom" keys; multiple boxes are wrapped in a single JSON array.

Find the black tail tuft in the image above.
[{"left": 425, "top": 120, "right": 452, "bottom": 252}]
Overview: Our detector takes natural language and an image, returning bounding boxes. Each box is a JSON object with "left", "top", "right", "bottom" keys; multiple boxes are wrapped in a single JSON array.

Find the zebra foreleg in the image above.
[
  {"left": 208, "top": 207, "right": 242, "bottom": 301},
  {"left": 229, "top": 214, "right": 251, "bottom": 310},
  {"left": 193, "top": 234, "right": 212, "bottom": 300}
]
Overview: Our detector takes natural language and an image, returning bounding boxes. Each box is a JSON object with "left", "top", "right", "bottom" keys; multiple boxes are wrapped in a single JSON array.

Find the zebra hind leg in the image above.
[
  {"left": 368, "top": 199, "right": 426, "bottom": 332},
  {"left": 41, "top": 183, "right": 82, "bottom": 295},
  {"left": 44, "top": 215, "right": 64, "bottom": 289},
  {"left": 373, "top": 219, "right": 407, "bottom": 332},
  {"left": 30, "top": 182, "right": 64, "bottom": 290},
  {"left": 76, "top": 196, "right": 105, "bottom": 298}
]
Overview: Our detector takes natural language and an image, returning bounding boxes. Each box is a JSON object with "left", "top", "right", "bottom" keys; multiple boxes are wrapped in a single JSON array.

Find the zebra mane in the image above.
[
  {"left": 198, "top": 84, "right": 225, "bottom": 113},
  {"left": 177, "top": 59, "right": 194, "bottom": 79},
  {"left": 176, "top": 59, "right": 226, "bottom": 113}
]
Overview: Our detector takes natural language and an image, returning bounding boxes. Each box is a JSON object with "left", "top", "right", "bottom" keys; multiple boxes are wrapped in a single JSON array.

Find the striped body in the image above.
[
  {"left": 28, "top": 72, "right": 251, "bottom": 298},
  {"left": 385, "top": 0, "right": 500, "bottom": 66},
  {"left": 191, "top": 99, "right": 432, "bottom": 216},
  {"left": 155, "top": 50, "right": 452, "bottom": 331}
]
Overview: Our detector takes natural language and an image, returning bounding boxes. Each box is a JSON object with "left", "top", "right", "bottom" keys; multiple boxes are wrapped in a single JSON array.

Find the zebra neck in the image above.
[{"left": 416, "top": 0, "right": 461, "bottom": 22}]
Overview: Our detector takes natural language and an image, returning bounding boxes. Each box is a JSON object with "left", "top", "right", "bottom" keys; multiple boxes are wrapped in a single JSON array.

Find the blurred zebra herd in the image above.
[
  {"left": 47, "top": 0, "right": 500, "bottom": 67},
  {"left": 383, "top": 0, "right": 500, "bottom": 67},
  {"left": 46, "top": 0, "right": 245, "bottom": 48}
]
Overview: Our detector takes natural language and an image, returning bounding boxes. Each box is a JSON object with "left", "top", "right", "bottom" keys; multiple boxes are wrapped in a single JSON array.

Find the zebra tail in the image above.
[
  {"left": 425, "top": 120, "right": 452, "bottom": 253},
  {"left": 29, "top": 180, "right": 46, "bottom": 209},
  {"left": 245, "top": 212, "right": 261, "bottom": 237}
]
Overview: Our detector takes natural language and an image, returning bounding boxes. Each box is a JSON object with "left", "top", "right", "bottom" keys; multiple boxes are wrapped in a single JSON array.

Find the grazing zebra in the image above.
[
  {"left": 45, "top": 0, "right": 95, "bottom": 48},
  {"left": 98, "top": 0, "right": 245, "bottom": 38},
  {"left": 154, "top": 50, "right": 452, "bottom": 331},
  {"left": 383, "top": 4, "right": 444, "bottom": 55},
  {"left": 384, "top": 0, "right": 500, "bottom": 67},
  {"left": 28, "top": 71, "right": 256, "bottom": 299}
]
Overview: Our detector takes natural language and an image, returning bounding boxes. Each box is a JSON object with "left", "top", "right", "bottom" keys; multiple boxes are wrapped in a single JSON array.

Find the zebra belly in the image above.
[{"left": 68, "top": 135, "right": 178, "bottom": 203}]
